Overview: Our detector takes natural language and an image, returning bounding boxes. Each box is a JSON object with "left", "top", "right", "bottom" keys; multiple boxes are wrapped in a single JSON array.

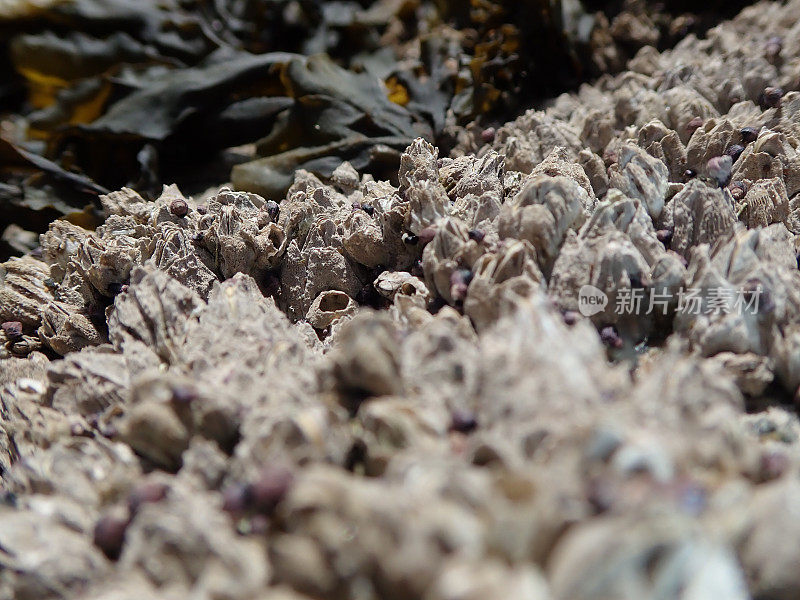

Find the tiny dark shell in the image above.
[
  {"left": 418, "top": 227, "right": 437, "bottom": 245},
  {"left": 726, "top": 144, "right": 744, "bottom": 163},
  {"left": 600, "top": 326, "right": 623, "bottom": 349},
  {"left": 93, "top": 514, "right": 130, "bottom": 560},
  {"left": 128, "top": 481, "right": 169, "bottom": 514},
  {"left": 740, "top": 127, "right": 760, "bottom": 144},
  {"left": 468, "top": 229, "right": 486, "bottom": 243},
  {"left": 222, "top": 483, "right": 252, "bottom": 514},
  {"left": 265, "top": 200, "right": 280, "bottom": 222},
  {"left": 450, "top": 409, "right": 479, "bottom": 434},
  {"left": 169, "top": 198, "right": 189, "bottom": 217},
  {"left": 656, "top": 229, "right": 673, "bottom": 246},
  {"left": 1, "top": 321, "right": 23, "bottom": 341},
  {"left": 686, "top": 116, "right": 704, "bottom": 135},
  {"left": 760, "top": 86, "right": 784, "bottom": 109},
  {"left": 249, "top": 465, "right": 294, "bottom": 514},
  {"left": 481, "top": 127, "right": 496, "bottom": 143}
]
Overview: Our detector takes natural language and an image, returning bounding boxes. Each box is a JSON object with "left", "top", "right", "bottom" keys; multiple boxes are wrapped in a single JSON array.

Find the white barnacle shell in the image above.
[
  {"left": 498, "top": 175, "right": 590, "bottom": 272},
  {"left": 306, "top": 290, "right": 357, "bottom": 330},
  {"left": 0, "top": 256, "right": 53, "bottom": 327},
  {"left": 671, "top": 180, "right": 736, "bottom": 258},
  {"left": 608, "top": 143, "right": 669, "bottom": 221},
  {"left": 737, "top": 177, "right": 789, "bottom": 230}
]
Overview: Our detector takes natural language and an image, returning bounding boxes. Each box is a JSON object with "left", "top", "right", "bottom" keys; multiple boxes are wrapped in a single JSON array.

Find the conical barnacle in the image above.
[
  {"left": 398, "top": 138, "right": 440, "bottom": 189},
  {"left": 548, "top": 220, "right": 652, "bottom": 335},
  {"left": 121, "top": 484, "right": 268, "bottom": 594},
  {"left": 662, "top": 86, "right": 720, "bottom": 144},
  {"left": 306, "top": 291, "right": 357, "bottom": 330},
  {"left": 442, "top": 151, "right": 505, "bottom": 228},
  {"left": 733, "top": 130, "right": 800, "bottom": 197},
  {"left": 670, "top": 180, "right": 737, "bottom": 258},
  {"left": 578, "top": 108, "right": 616, "bottom": 154},
  {"left": 45, "top": 345, "right": 130, "bottom": 416},
  {"left": 405, "top": 179, "right": 452, "bottom": 236},
  {"left": 549, "top": 514, "right": 748, "bottom": 600},
  {"left": 771, "top": 323, "right": 800, "bottom": 392},
  {"left": 608, "top": 143, "right": 669, "bottom": 220},
  {"left": 464, "top": 239, "right": 543, "bottom": 332},
  {"left": 0, "top": 255, "right": 53, "bottom": 327},
  {"left": 330, "top": 161, "right": 361, "bottom": 194},
  {"left": 530, "top": 146, "right": 596, "bottom": 205},
  {"left": 498, "top": 175, "right": 590, "bottom": 271},
  {"left": 197, "top": 201, "right": 259, "bottom": 279},
  {"left": 39, "top": 301, "right": 105, "bottom": 356},
  {"left": 278, "top": 216, "right": 364, "bottom": 322},
  {"left": 100, "top": 187, "right": 152, "bottom": 224},
  {"left": 613, "top": 86, "right": 669, "bottom": 131},
  {"left": 422, "top": 218, "right": 484, "bottom": 304},
  {"left": 40, "top": 220, "right": 92, "bottom": 280},
  {"left": 0, "top": 509, "right": 110, "bottom": 598},
  {"left": 585, "top": 190, "right": 665, "bottom": 266},
  {"left": 493, "top": 109, "right": 582, "bottom": 173},
  {"left": 737, "top": 177, "right": 790, "bottom": 230},
  {"left": 738, "top": 478, "right": 800, "bottom": 599},
  {"left": 107, "top": 267, "right": 204, "bottom": 365},
  {"left": 577, "top": 149, "right": 609, "bottom": 198},
  {"left": 674, "top": 224, "right": 800, "bottom": 359},
  {"left": 75, "top": 235, "right": 139, "bottom": 298},
  {"left": 342, "top": 209, "right": 388, "bottom": 269},
  {"left": 440, "top": 150, "right": 505, "bottom": 201},
  {"left": 147, "top": 225, "right": 218, "bottom": 299},
  {"left": 709, "top": 352, "right": 775, "bottom": 397},
  {"left": 329, "top": 312, "right": 403, "bottom": 400},
  {"left": 637, "top": 119, "right": 687, "bottom": 182},
  {"left": 685, "top": 118, "right": 739, "bottom": 174}
]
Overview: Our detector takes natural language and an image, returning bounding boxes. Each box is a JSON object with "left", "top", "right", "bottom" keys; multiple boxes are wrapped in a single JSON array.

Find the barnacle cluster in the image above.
[{"left": 6, "top": 1, "right": 800, "bottom": 599}]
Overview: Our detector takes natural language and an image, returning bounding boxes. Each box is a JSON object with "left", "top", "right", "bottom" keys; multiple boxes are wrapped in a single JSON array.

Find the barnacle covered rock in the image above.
[{"left": 8, "top": 2, "right": 800, "bottom": 598}]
